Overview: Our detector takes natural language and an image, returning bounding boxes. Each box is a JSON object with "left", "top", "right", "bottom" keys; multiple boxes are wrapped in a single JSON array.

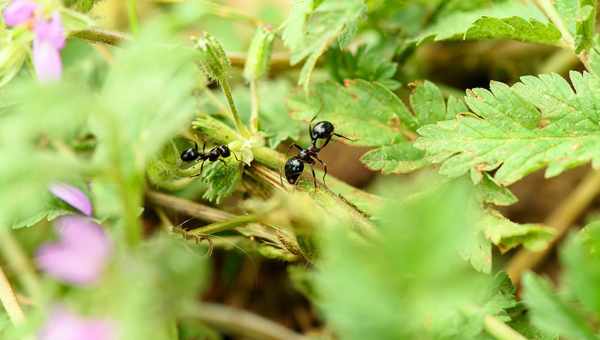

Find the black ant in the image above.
[
  {"left": 181, "top": 143, "right": 236, "bottom": 174},
  {"left": 283, "top": 119, "right": 352, "bottom": 188}
]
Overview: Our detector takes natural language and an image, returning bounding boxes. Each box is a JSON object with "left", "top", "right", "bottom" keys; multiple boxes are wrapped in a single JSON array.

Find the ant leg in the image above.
[
  {"left": 334, "top": 133, "right": 355, "bottom": 142},
  {"left": 200, "top": 159, "right": 206, "bottom": 174},
  {"left": 309, "top": 165, "right": 318, "bottom": 189},
  {"left": 319, "top": 135, "right": 333, "bottom": 150},
  {"left": 232, "top": 152, "right": 240, "bottom": 162},
  {"left": 314, "top": 156, "right": 328, "bottom": 187},
  {"left": 219, "top": 159, "right": 226, "bottom": 166}
]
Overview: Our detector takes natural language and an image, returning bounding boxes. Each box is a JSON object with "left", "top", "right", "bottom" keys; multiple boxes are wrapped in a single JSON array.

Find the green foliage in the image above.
[
  {"left": 315, "top": 181, "right": 516, "bottom": 339},
  {"left": 415, "top": 2, "right": 561, "bottom": 45},
  {"left": 555, "top": 0, "right": 598, "bottom": 52},
  {"left": 416, "top": 72, "right": 600, "bottom": 186},
  {"left": 194, "top": 32, "right": 231, "bottom": 85},
  {"left": 282, "top": 0, "right": 367, "bottom": 89},
  {"left": 201, "top": 160, "right": 242, "bottom": 204},
  {"left": 523, "top": 273, "right": 597, "bottom": 339},
  {"left": 63, "top": 0, "right": 100, "bottom": 12},
  {"left": 326, "top": 45, "right": 401, "bottom": 90}
]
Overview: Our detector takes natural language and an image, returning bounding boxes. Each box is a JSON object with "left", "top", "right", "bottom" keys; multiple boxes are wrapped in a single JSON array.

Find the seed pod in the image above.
[
  {"left": 193, "top": 32, "right": 231, "bottom": 85},
  {"left": 243, "top": 25, "right": 275, "bottom": 82}
]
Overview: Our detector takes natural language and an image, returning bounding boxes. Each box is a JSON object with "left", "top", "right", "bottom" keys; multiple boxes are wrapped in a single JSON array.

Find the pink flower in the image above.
[
  {"left": 2, "top": 0, "right": 37, "bottom": 26},
  {"left": 36, "top": 216, "right": 111, "bottom": 285},
  {"left": 39, "top": 306, "right": 116, "bottom": 340},
  {"left": 33, "top": 12, "right": 65, "bottom": 83},
  {"left": 49, "top": 183, "right": 93, "bottom": 216}
]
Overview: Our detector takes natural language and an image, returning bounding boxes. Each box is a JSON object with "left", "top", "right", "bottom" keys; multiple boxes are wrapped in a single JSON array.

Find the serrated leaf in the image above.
[
  {"left": 201, "top": 161, "right": 242, "bottom": 203},
  {"left": 282, "top": 0, "right": 366, "bottom": 89},
  {"left": 416, "top": 72, "right": 600, "bottom": 186},
  {"left": 326, "top": 45, "right": 400, "bottom": 90},
  {"left": 523, "top": 273, "right": 597, "bottom": 340},
  {"left": 415, "top": 2, "right": 561, "bottom": 46},
  {"left": 475, "top": 174, "right": 518, "bottom": 206}
]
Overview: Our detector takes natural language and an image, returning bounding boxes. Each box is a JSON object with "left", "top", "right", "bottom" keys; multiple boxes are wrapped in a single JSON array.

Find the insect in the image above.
[
  {"left": 309, "top": 118, "right": 353, "bottom": 149},
  {"left": 283, "top": 143, "right": 327, "bottom": 188},
  {"left": 180, "top": 143, "right": 234, "bottom": 174}
]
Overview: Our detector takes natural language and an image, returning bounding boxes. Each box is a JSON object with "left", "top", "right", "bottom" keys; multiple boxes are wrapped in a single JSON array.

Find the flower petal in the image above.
[
  {"left": 34, "top": 12, "right": 66, "bottom": 49},
  {"left": 36, "top": 216, "right": 111, "bottom": 285},
  {"left": 3, "top": 0, "right": 37, "bottom": 27},
  {"left": 32, "top": 40, "right": 62, "bottom": 83},
  {"left": 49, "top": 183, "right": 92, "bottom": 216},
  {"left": 39, "top": 306, "right": 116, "bottom": 340}
]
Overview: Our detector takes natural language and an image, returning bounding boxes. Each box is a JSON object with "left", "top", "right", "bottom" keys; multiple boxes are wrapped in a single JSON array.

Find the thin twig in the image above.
[
  {"left": 72, "top": 28, "right": 131, "bottom": 45},
  {"left": 484, "top": 315, "right": 527, "bottom": 340},
  {"left": 0, "top": 231, "right": 42, "bottom": 303},
  {"left": 249, "top": 79, "right": 260, "bottom": 133},
  {"left": 0, "top": 265, "right": 25, "bottom": 325},
  {"left": 506, "top": 170, "right": 600, "bottom": 284},
  {"left": 146, "top": 191, "right": 234, "bottom": 222},
  {"left": 188, "top": 214, "right": 258, "bottom": 235},
  {"left": 184, "top": 303, "right": 308, "bottom": 340}
]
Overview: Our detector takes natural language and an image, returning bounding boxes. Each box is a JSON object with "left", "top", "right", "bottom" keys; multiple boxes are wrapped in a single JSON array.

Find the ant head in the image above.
[
  {"left": 311, "top": 121, "right": 335, "bottom": 140},
  {"left": 218, "top": 145, "right": 231, "bottom": 158},
  {"left": 181, "top": 147, "right": 200, "bottom": 162},
  {"left": 284, "top": 157, "right": 304, "bottom": 184}
]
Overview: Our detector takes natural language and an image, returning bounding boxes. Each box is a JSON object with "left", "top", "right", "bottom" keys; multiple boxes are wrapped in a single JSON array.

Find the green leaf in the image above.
[
  {"left": 415, "top": 2, "right": 561, "bottom": 46},
  {"left": 315, "top": 181, "right": 497, "bottom": 338},
  {"left": 63, "top": 0, "right": 100, "bottom": 12},
  {"left": 360, "top": 142, "right": 427, "bottom": 174},
  {"left": 561, "top": 221, "right": 600, "bottom": 316},
  {"left": 289, "top": 80, "right": 417, "bottom": 145},
  {"left": 475, "top": 174, "right": 518, "bottom": 206},
  {"left": 326, "top": 45, "right": 401, "bottom": 90},
  {"left": 282, "top": 0, "right": 367, "bottom": 89},
  {"left": 523, "top": 273, "right": 597, "bottom": 340},
  {"left": 416, "top": 72, "right": 600, "bottom": 186},
  {"left": 201, "top": 160, "right": 242, "bottom": 203},
  {"left": 481, "top": 209, "right": 554, "bottom": 253},
  {"left": 556, "top": 0, "right": 598, "bottom": 52}
]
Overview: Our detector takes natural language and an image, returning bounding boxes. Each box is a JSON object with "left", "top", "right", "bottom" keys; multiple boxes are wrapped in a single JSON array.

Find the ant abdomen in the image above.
[{"left": 284, "top": 157, "right": 304, "bottom": 184}]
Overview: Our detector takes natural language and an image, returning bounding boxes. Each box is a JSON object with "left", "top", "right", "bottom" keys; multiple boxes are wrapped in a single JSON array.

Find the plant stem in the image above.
[
  {"left": 249, "top": 79, "right": 260, "bottom": 133},
  {"left": 484, "top": 315, "right": 527, "bottom": 340},
  {"left": 220, "top": 79, "right": 251, "bottom": 137},
  {"left": 183, "top": 303, "right": 307, "bottom": 340},
  {"left": 531, "top": 0, "right": 574, "bottom": 48},
  {"left": 0, "top": 231, "right": 42, "bottom": 304},
  {"left": 531, "top": 0, "right": 591, "bottom": 69},
  {"left": 188, "top": 214, "right": 257, "bottom": 235},
  {"left": 506, "top": 169, "right": 600, "bottom": 284},
  {"left": 0, "top": 265, "right": 25, "bottom": 325},
  {"left": 127, "top": 0, "right": 139, "bottom": 34},
  {"left": 146, "top": 191, "right": 235, "bottom": 222},
  {"left": 72, "top": 28, "right": 131, "bottom": 45}
]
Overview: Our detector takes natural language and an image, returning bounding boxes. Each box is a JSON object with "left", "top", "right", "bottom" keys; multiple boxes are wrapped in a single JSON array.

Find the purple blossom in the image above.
[
  {"left": 33, "top": 13, "right": 66, "bottom": 83},
  {"left": 49, "top": 183, "right": 93, "bottom": 216},
  {"left": 36, "top": 216, "right": 111, "bottom": 285},
  {"left": 39, "top": 306, "right": 116, "bottom": 340},
  {"left": 3, "top": 0, "right": 37, "bottom": 26}
]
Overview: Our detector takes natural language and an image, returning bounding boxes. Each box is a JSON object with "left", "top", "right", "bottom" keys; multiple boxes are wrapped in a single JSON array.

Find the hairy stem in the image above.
[
  {"left": 506, "top": 169, "right": 600, "bottom": 284},
  {"left": 531, "top": 0, "right": 574, "bottom": 48},
  {"left": 184, "top": 303, "right": 307, "bottom": 340},
  {"left": 127, "top": 0, "right": 139, "bottom": 34},
  {"left": 250, "top": 79, "right": 260, "bottom": 133},
  {"left": 0, "top": 265, "right": 25, "bottom": 325},
  {"left": 0, "top": 231, "right": 42, "bottom": 304},
  {"left": 188, "top": 214, "right": 258, "bottom": 235},
  {"left": 484, "top": 315, "right": 527, "bottom": 340},
  {"left": 220, "top": 80, "right": 251, "bottom": 137},
  {"left": 146, "top": 191, "right": 234, "bottom": 222}
]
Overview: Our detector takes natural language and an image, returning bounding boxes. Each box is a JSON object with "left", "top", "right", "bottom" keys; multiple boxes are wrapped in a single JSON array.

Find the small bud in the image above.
[
  {"left": 243, "top": 25, "right": 275, "bottom": 82},
  {"left": 193, "top": 32, "right": 231, "bottom": 84}
]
